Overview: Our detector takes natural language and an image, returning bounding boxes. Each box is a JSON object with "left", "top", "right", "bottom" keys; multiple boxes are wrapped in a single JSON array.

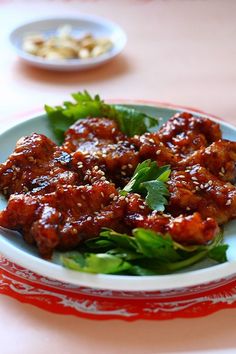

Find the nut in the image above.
[{"left": 22, "top": 25, "right": 113, "bottom": 61}]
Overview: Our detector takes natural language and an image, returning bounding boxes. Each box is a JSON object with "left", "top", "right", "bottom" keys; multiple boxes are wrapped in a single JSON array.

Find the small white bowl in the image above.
[{"left": 9, "top": 16, "right": 127, "bottom": 71}]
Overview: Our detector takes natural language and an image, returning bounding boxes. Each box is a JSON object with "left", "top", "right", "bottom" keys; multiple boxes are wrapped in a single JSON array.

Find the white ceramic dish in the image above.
[
  {"left": 9, "top": 16, "right": 127, "bottom": 71},
  {"left": 0, "top": 103, "right": 236, "bottom": 291}
]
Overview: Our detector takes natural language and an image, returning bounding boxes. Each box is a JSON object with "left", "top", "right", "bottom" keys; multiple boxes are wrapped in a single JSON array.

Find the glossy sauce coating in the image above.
[{"left": 0, "top": 113, "right": 235, "bottom": 258}]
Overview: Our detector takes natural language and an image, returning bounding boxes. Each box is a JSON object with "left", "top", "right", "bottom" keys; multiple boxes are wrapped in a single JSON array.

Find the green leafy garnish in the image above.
[
  {"left": 45, "top": 91, "right": 159, "bottom": 143},
  {"left": 61, "top": 228, "right": 228, "bottom": 275},
  {"left": 121, "top": 159, "right": 171, "bottom": 211}
]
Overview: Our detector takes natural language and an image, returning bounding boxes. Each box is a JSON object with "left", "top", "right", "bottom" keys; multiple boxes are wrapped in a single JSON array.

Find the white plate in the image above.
[
  {"left": 0, "top": 103, "right": 236, "bottom": 291},
  {"left": 9, "top": 16, "right": 127, "bottom": 71}
]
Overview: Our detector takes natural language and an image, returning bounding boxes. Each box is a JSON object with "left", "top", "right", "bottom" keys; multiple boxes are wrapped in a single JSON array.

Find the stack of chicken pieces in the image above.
[{"left": 0, "top": 112, "right": 236, "bottom": 259}]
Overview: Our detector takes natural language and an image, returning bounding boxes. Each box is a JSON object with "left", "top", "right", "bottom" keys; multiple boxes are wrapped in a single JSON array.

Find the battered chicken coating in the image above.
[
  {"left": 158, "top": 112, "right": 222, "bottom": 157},
  {"left": 131, "top": 133, "right": 180, "bottom": 167},
  {"left": 124, "top": 194, "right": 219, "bottom": 245},
  {"left": 0, "top": 181, "right": 122, "bottom": 258},
  {"left": 64, "top": 118, "right": 140, "bottom": 186},
  {"left": 167, "top": 165, "right": 236, "bottom": 224},
  {"left": 179, "top": 140, "right": 236, "bottom": 183},
  {"left": 0, "top": 112, "right": 234, "bottom": 258},
  {"left": 0, "top": 133, "right": 81, "bottom": 197}
]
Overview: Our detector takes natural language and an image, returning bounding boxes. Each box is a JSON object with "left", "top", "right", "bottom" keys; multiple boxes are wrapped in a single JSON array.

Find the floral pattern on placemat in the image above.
[{"left": 1, "top": 256, "right": 236, "bottom": 320}]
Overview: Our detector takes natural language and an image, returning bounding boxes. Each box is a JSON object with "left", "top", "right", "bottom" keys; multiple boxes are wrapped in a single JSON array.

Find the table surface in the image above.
[{"left": 1, "top": 1, "right": 236, "bottom": 353}]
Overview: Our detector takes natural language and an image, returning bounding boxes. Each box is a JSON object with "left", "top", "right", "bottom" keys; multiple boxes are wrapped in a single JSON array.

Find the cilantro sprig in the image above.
[
  {"left": 45, "top": 91, "right": 159, "bottom": 143},
  {"left": 121, "top": 159, "right": 171, "bottom": 211},
  {"left": 61, "top": 228, "right": 228, "bottom": 275}
]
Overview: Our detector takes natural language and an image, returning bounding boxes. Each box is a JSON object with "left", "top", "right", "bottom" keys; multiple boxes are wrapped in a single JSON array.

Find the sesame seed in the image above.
[
  {"left": 208, "top": 180, "right": 213, "bottom": 185},
  {"left": 121, "top": 171, "right": 126, "bottom": 176},
  {"left": 125, "top": 197, "right": 129, "bottom": 203},
  {"left": 156, "top": 150, "right": 161, "bottom": 155},
  {"left": 94, "top": 166, "right": 98, "bottom": 171},
  {"left": 121, "top": 165, "right": 127, "bottom": 170},
  {"left": 139, "top": 205, "right": 145, "bottom": 209},
  {"left": 113, "top": 196, "right": 118, "bottom": 201},
  {"left": 186, "top": 207, "right": 191, "bottom": 211},
  {"left": 77, "top": 203, "right": 82, "bottom": 207},
  {"left": 128, "top": 164, "right": 133, "bottom": 169},
  {"left": 101, "top": 192, "right": 104, "bottom": 197},
  {"left": 200, "top": 184, "right": 204, "bottom": 189},
  {"left": 221, "top": 167, "right": 225, "bottom": 174},
  {"left": 120, "top": 196, "right": 125, "bottom": 201},
  {"left": 72, "top": 228, "right": 77, "bottom": 234},
  {"left": 87, "top": 216, "right": 92, "bottom": 221},
  {"left": 84, "top": 175, "right": 89, "bottom": 181},
  {"left": 134, "top": 215, "right": 144, "bottom": 221},
  {"left": 226, "top": 200, "right": 232, "bottom": 206},
  {"left": 196, "top": 186, "right": 200, "bottom": 191},
  {"left": 109, "top": 193, "right": 115, "bottom": 198},
  {"left": 100, "top": 176, "right": 106, "bottom": 181},
  {"left": 81, "top": 195, "right": 86, "bottom": 200},
  {"left": 219, "top": 172, "right": 224, "bottom": 177},
  {"left": 111, "top": 128, "right": 116, "bottom": 133},
  {"left": 3, "top": 187, "right": 8, "bottom": 195},
  {"left": 159, "top": 142, "right": 164, "bottom": 147},
  {"left": 149, "top": 138, "right": 155, "bottom": 144},
  {"left": 192, "top": 176, "right": 198, "bottom": 181}
]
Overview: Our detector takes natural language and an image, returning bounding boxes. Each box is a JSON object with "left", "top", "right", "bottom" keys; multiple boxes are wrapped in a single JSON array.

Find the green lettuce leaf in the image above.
[
  {"left": 121, "top": 159, "right": 171, "bottom": 211},
  {"left": 61, "top": 228, "right": 228, "bottom": 276},
  {"left": 45, "top": 91, "right": 159, "bottom": 143}
]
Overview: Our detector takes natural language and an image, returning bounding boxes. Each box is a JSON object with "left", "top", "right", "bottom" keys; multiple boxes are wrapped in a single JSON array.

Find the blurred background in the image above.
[
  {"left": 1, "top": 0, "right": 236, "bottom": 123},
  {"left": 1, "top": 2, "right": 236, "bottom": 354}
]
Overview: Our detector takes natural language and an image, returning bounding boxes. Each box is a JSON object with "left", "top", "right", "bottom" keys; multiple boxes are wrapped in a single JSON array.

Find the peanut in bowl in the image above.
[{"left": 9, "top": 16, "right": 127, "bottom": 71}]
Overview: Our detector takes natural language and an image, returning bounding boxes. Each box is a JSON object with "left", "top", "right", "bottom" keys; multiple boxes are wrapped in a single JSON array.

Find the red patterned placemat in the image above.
[{"left": 1, "top": 256, "right": 236, "bottom": 321}]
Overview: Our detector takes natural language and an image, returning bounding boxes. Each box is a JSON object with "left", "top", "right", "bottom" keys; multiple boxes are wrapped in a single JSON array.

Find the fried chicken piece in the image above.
[
  {"left": 179, "top": 140, "right": 236, "bottom": 183},
  {"left": 63, "top": 117, "right": 124, "bottom": 152},
  {"left": 124, "top": 194, "right": 218, "bottom": 244},
  {"left": 0, "top": 133, "right": 81, "bottom": 197},
  {"left": 158, "top": 112, "right": 222, "bottom": 157},
  {"left": 0, "top": 181, "right": 124, "bottom": 258},
  {"left": 131, "top": 133, "right": 180, "bottom": 167},
  {"left": 63, "top": 118, "right": 140, "bottom": 186},
  {"left": 167, "top": 165, "right": 236, "bottom": 224}
]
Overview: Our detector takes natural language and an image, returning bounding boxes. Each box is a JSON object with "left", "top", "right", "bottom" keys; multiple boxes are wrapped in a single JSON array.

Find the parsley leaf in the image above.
[
  {"left": 121, "top": 159, "right": 171, "bottom": 211},
  {"left": 45, "top": 91, "right": 159, "bottom": 143},
  {"left": 61, "top": 228, "right": 228, "bottom": 275}
]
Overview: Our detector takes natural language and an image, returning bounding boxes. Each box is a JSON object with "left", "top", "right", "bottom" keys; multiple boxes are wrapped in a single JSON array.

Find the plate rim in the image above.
[
  {"left": 0, "top": 100, "right": 236, "bottom": 292},
  {"left": 9, "top": 15, "right": 127, "bottom": 70}
]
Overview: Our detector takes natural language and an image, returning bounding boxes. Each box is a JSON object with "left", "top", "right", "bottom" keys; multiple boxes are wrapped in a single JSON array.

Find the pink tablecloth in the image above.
[{"left": 0, "top": 1, "right": 236, "bottom": 354}]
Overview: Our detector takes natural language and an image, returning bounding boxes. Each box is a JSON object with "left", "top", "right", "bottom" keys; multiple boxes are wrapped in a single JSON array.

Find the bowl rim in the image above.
[{"left": 0, "top": 100, "right": 235, "bottom": 292}]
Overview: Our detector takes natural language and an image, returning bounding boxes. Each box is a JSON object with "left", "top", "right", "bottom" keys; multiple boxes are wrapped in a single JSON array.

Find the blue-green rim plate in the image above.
[{"left": 0, "top": 101, "right": 235, "bottom": 292}]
